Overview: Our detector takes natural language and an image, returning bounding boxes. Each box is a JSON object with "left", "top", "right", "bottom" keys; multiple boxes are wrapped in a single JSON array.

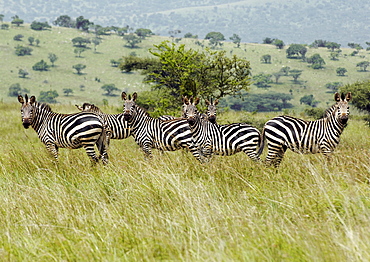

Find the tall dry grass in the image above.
[{"left": 0, "top": 102, "right": 369, "bottom": 261}]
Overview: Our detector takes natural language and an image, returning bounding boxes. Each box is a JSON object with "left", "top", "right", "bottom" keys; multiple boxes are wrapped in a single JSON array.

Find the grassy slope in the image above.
[
  {"left": 1, "top": 24, "right": 369, "bottom": 111},
  {"left": 1, "top": 101, "right": 370, "bottom": 260}
]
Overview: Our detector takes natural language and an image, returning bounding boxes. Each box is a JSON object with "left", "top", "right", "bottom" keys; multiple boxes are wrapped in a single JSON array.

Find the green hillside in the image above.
[{"left": 1, "top": 24, "right": 369, "bottom": 111}]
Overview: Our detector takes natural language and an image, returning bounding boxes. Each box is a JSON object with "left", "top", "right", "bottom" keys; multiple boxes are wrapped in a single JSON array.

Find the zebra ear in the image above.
[
  {"left": 214, "top": 99, "right": 219, "bottom": 105},
  {"left": 183, "top": 96, "right": 189, "bottom": 105},
  {"left": 205, "top": 99, "right": 210, "bottom": 105},
  {"left": 334, "top": 92, "right": 340, "bottom": 102},
  {"left": 183, "top": 96, "right": 190, "bottom": 105},
  {"left": 345, "top": 92, "right": 352, "bottom": 102},
  {"left": 75, "top": 105, "right": 83, "bottom": 111},
  {"left": 30, "top": 96, "right": 36, "bottom": 104},
  {"left": 132, "top": 92, "right": 137, "bottom": 101},
  {"left": 121, "top": 92, "right": 127, "bottom": 100},
  {"left": 18, "top": 95, "right": 24, "bottom": 104},
  {"left": 194, "top": 97, "right": 200, "bottom": 105}
]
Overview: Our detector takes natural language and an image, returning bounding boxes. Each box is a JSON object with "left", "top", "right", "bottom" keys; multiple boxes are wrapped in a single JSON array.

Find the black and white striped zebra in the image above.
[
  {"left": 183, "top": 97, "right": 262, "bottom": 162},
  {"left": 19, "top": 95, "right": 109, "bottom": 164},
  {"left": 122, "top": 92, "right": 204, "bottom": 162},
  {"left": 258, "top": 92, "right": 352, "bottom": 167},
  {"left": 76, "top": 103, "right": 131, "bottom": 143},
  {"left": 205, "top": 98, "right": 219, "bottom": 124}
]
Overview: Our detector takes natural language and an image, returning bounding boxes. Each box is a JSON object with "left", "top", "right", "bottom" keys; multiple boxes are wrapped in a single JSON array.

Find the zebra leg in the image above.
[
  {"left": 45, "top": 143, "right": 59, "bottom": 163},
  {"left": 83, "top": 144, "right": 100, "bottom": 164},
  {"left": 141, "top": 144, "right": 153, "bottom": 160},
  {"left": 265, "top": 144, "right": 286, "bottom": 167},
  {"left": 242, "top": 147, "right": 262, "bottom": 162}
]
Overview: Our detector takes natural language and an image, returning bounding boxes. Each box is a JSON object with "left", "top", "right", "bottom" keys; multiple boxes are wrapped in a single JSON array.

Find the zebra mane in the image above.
[{"left": 35, "top": 101, "right": 52, "bottom": 112}]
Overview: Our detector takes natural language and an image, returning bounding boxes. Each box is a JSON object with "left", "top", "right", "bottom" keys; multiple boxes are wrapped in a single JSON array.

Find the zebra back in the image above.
[{"left": 76, "top": 102, "right": 131, "bottom": 140}]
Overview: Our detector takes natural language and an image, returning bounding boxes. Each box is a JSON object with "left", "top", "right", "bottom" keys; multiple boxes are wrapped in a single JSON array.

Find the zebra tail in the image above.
[{"left": 256, "top": 128, "right": 265, "bottom": 157}]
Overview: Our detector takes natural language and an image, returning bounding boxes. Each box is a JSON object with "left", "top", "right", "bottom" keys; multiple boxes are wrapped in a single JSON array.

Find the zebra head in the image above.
[
  {"left": 122, "top": 92, "right": 137, "bottom": 121},
  {"left": 18, "top": 94, "right": 36, "bottom": 129},
  {"left": 333, "top": 92, "right": 352, "bottom": 124},
  {"left": 183, "top": 96, "right": 200, "bottom": 126},
  {"left": 205, "top": 98, "right": 219, "bottom": 124}
]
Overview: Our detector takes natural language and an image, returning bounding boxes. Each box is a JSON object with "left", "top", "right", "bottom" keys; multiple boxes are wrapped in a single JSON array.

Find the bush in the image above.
[
  {"left": 32, "top": 60, "right": 50, "bottom": 71},
  {"left": 15, "top": 45, "right": 33, "bottom": 56}
]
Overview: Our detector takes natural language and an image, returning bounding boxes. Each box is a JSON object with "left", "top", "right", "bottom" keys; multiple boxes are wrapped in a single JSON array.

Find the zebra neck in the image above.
[
  {"left": 31, "top": 106, "right": 54, "bottom": 132},
  {"left": 130, "top": 106, "right": 152, "bottom": 126}
]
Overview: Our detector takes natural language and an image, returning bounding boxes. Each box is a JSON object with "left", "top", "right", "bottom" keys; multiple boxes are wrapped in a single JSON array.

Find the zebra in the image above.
[
  {"left": 257, "top": 92, "right": 352, "bottom": 167},
  {"left": 18, "top": 95, "right": 109, "bottom": 164},
  {"left": 121, "top": 92, "right": 205, "bottom": 163},
  {"left": 75, "top": 103, "right": 131, "bottom": 144},
  {"left": 205, "top": 98, "right": 219, "bottom": 124},
  {"left": 183, "top": 96, "right": 262, "bottom": 162}
]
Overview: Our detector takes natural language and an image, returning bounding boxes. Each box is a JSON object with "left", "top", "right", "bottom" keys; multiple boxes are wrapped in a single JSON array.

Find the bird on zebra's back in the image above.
[
  {"left": 18, "top": 95, "right": 109, "bottom": 165},
  {"left": 183, "top": 96, "right": 262, "bottom": 162},
  {"left": 75, "top": 102, "right": 132, "bottom": 145},
  {"left": 121, "top": 92, "right": 205, "bottom": 163},
  {"left": 258, "top": 92, "right": 352, "bottom": 167}
]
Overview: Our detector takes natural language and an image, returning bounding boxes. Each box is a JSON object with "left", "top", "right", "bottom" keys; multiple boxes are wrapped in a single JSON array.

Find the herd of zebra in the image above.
[{"left": 18, "top": 91, "right": 352, "bottom": 167}]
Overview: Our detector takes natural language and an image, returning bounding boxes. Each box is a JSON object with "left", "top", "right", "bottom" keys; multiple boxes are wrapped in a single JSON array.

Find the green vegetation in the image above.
[
  {"left": 1, "top": 22, "right": 370, "bottom": 110},
  {"left": 1, "top": 101, "right": 370, "bottom": 260}
]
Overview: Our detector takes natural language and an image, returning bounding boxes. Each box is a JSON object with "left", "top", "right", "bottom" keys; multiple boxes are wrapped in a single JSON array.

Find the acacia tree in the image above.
[
  {"left": 356, "top": 61, "right": 370, "bottom": 72},
  {"left": 229, "top": 34, "right": 241, "bottom": 48},
  {"left": 205, "top": 31, "right": 225, "bottom": 49},
  {"left": 48, "top": 53, "right": 58, "bottom": 67},
  {"left": 144, "top": 41, "right": 251, "bottom": 101},
  {"left": 72, "top": 64, "right": 86, "bottom": 74}
]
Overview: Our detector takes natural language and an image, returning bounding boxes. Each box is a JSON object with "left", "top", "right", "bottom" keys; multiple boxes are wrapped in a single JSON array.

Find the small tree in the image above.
[
  {"left": 72, "top": 64, "right": 86, "bottom": 74},
  {"left": 290, "top": 69, "right": 303, "bottom": 83},
  {"left": 91, "top": 38, "right": 101, "bottom": 53},
  {"left": 11, "top": 15, "right": 24, "bottom": 27},
  {"left": 272, "top": 72, "right": 284, "bottom": 84},
  {"left": 101, "top": 84, "right": 119, "bottom": 96},
  {"left": 18, "top": 69, "right": 29, "bottom": 78},
  {"left": 72, "top": 37, "right": 91, "bottom": 47},
  {"left": 300, "top": 94, "right": 319, "bottom": 107},
  {"left": 229, "top": 34, "right": 241, "bottom": 48},
  {"left": 32, "top": 60, "right": 49, "bottom": 71},
  {"left": 356, "top": 61, "right": 370, "bottom": 72},
  {"left": 39, "top": 90, "right": 59, "bottom": 103},
  {"left": 336, "top": 67, "right": 347, "bottom": 76},
  {"left": 74, "top": 47, "right": 86, "bottom": 57},
  {"left": 263, "top": 37, "right": 274, "bottom": 44},
  {"left": 307, "top": 53, "right": 325, "bottom": 69},
  {"left": 123, "top": 34, "right": 141, "bottom": 48},
  {"left": 35, "top": 39, "right": 40, "bottom": 46},
  {"left": 326, "top": 42, "right": 341, "bottom": 52},
  {"left": 48, "top": 53, "right": 58, "bottom": 67},
  {"left": 205, "top": 31, "right": 225, "bottom": 49},
  {"left": 8, "top": 83, "right": 29, "bottom": 97},
  {"left": 30, "top": 21, "right": 51, "bottom": 30},
  {"left": 261, "top": 54, "right": 272, "bottom": 64},
  {"left": 253, "top": 73, "right": 272, "bottom": 88},
  {"left": 273, "top": 39, "right": 285, "bottom": 49},
  {"left": 325, "top": 82, "right": 342, "bottom": 93},
  {"left": 15, "top": 45, "right": 32, "bottom": 56},
  {"left": 280, "top": 66, "right": 290, "bottom": 76},
  {"left": 13, "top": 34, "right": 23, "bottom": 41},
  {"left": 63, "top": 88, "right": 73, "bottom": 96},
  {"left": 28, "top": 36, "right": 35, "bottom": 45}
]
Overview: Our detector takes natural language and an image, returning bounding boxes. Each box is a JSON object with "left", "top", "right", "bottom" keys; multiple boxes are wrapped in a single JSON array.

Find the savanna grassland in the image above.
[{"left": 1, "top": 100, "right": 370, "bottom": 261}]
